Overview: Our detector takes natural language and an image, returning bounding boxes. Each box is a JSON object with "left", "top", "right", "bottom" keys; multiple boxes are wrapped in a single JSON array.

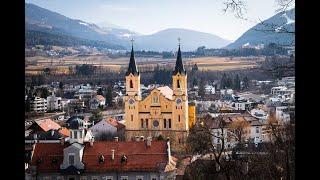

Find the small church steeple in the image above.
[
  {"left": 173, "top": 37, "right": 186, "bottom": 75},
  {"left": 126, "top": 39, "right": 139, "bottom": 76}
]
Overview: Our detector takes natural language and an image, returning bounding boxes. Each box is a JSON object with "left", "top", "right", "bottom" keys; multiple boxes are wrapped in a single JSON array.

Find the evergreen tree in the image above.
[
  {"left": 198, "top": 78, "right": 205, "bottom": 97},
  {"left": 233, "top": 74, "right": 241, "bottom": 90},
  {"left": 192, "top": 78, "right": 198, "bottom": 87},
  {"left": 243, "top": 76, "right": 249, "bottom": 89},
  {"left": 220, "top": 73, "right": 227, "bottom": 89},
  {"left": 97, "top": 88, "right": 103, "bottom": 96},
  {"left": 105, "top": 86, "right": 113, "bottom": 107},
  {"left": 226, "top": 76, "right": 233, "bottom": 89}
]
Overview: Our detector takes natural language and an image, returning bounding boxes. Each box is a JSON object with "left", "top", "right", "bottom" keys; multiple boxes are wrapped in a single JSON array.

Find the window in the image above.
[
  {"left": 177, "top": 80, "right": 180, "bottom": 88},
  {"left": 141, "top": 119, "right": 144, "bottom": 128},
  {"left": 79, "top": 131, "right": 82, "bottom": 138},
  {"left": 74, "top": 131, "right": 78, "bottom": 139},
  {"left": 152, "top": 95, "right": 159, "bottom": 103},
  {"left": 105, "top": 177, "right": 113, "bottom": 180},
  {"left": 70, "top": 131, "right": 73, "bottom": 138},
  {"left": 164, "top": 119, "right": 167, "bottom": 128},
  {"left": 151, "top": 176, "right": 158, "bottom": 180},
  {"left": 169, "top": 119, "right": 171, "bottom": 128},
  {"left": 68, "top": 154, "right": 75, "bottom": 165},
  {"left": 80, "top": 176, "right": 87, "bottom": 180},
  {"left": 120, "top": 176, "right": 128, "bottom": 180},
  {"left": 178, "top": 115, "right": 181, "bottom": 122},
  {"left": 256, "top": 127, "right": 260, "bottom": 133},
  {"left": 92, "top": 177, "right": 99, "bottom": 180},
  {"left": 131, "top": 114, "right": 133, "bottom": 121},
  {"left": 136, "top": 176, "right": 143, "bottom": 180},
  {"left": 68, "top": 177, "right": 75, "bottom": 180},
  {"left": 57, "top": 176, "right": 64, "bottom": 180},
  {"left": 130, "top": 80, "right": 133, "bottom": 88},
  {"left": 146, "top": 119, "right": 149, "bottom": 128}
]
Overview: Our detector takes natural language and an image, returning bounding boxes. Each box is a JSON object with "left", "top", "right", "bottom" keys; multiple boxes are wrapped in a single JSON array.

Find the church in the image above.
[{"left": 124, "top": 42, "right": 195, "bottom": 151}]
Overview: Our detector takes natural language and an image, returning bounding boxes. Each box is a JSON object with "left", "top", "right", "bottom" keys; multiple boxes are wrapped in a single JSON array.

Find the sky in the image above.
[{"left": 25, "top": 0, "right": 282, "bottom": 41}]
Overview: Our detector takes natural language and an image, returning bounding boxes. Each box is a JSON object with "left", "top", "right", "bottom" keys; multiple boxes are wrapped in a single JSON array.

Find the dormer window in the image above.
[
  {"left": 99, "top": 155, "right": 105, "bottom": 164},
  {"left": 68, "top": 154, "right": 75, "bottom": 165},
  {"left": 121, "top": 155, "right": 127, "bottom": 164}
]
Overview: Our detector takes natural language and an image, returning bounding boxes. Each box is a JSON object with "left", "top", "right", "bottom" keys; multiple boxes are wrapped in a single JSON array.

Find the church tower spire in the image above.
[
  {"left": 126, "top": 39, "right": 139, "bottom": 76},
  {"left": 173, "top": 37, "right": 186, "bottom": 75}
]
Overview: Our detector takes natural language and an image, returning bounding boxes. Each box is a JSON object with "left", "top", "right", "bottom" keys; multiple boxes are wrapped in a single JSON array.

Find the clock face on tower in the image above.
[
  {"left": 176, "top": 98, "right": 182, "bottom": 105},
  {"left": 128, "top": 98, "right": 135, "bottom": 105}
]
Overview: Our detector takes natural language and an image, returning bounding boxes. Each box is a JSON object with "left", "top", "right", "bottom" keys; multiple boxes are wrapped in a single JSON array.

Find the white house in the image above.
[
  {"left": 46, "top": 94, "right": 62, "bottom": 111},
  {"left": 30, "top": 97, "right": 47, "bottom": 113},
  {"left": 276, "top": 106, "right": 294, "bottom": 123},
  {"left": 204, "top": 85, "right": 215, "bottom": 94},
  {"left": 89, "top": 95, "right": 106, "bottom": 110},
  {"left": 90, "top": 118, "right": 125, "bottom": 140},
  {"left": 271, "top": 86, "right": 287, "bottom": 95}
]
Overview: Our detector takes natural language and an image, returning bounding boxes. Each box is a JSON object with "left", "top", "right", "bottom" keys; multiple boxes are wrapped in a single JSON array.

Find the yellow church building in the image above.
[{"left": 124, "top": 43, "right": 195, "bottom": 151}]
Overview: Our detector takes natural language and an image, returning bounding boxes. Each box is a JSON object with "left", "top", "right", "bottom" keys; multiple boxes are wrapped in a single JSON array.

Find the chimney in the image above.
[
  {"left": 114, "top": 137, "right": 119, "bottom": 142},
  {"left": 89, "top": 138, "right": 94, "bottom": 146},
  {"left": 146, "top": 136, "right": 152, "bottom": 147},
  {"left": 60, "top": 138, "right": 65, "bottom": 145},
  {"left": 135, "top": 136, "right": 140, "bottom": 142},
  {"left": 111, "top": 149, "right": 115, "bottom": 160},
  {"left": 167, "top": 138, "right": 172, "bottom": 161}
]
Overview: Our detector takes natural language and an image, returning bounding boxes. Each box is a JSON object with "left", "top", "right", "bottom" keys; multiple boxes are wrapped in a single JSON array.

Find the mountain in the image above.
[
  {"left": 135, "top": 28, "right": 230, "bottom": 51},
  {"left": 25, "top": 3, "right": 230, "bottom": 51},
  {"left": 227, "top": 8, "right": 295, "bottom": 49},
  {"left": 25, "top": 3, "right": 126, "bottom": 48}
]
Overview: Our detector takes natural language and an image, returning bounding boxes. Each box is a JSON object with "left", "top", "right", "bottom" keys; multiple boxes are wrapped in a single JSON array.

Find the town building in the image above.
[
  {"left": 124, "top": 44, "right": 194, "bottom": 151},
  {"left": 90, "top": 117, "right": 126, "bottom": 140},
  {"left": 89, "top": 95, "right": 106, "bottom": 110},
  {"left": 47, "top": 94, "right": 62, "bottom": 111},
  {"left": 30, "top": 96, "right": 47, "bottom": 113},
  {"left": 27, "top": 117, "right": 176, "bottom": 180}
]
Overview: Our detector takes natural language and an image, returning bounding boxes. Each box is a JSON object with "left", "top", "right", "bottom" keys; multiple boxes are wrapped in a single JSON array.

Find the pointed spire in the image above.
[
  {"left": 173, "top": 37, "right": 186, "bottom": 75},
  {"left": 126, "top": 39, "right": 139, "bottom": 76}
]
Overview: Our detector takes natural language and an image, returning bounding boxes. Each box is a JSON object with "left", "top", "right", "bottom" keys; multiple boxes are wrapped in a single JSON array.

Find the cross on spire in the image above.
[
  {"left": 130, "top": 38, "right": 134, "bottom": 48},
  {"left": 178, "top": 37, "right": 181, "bottom": 46}
]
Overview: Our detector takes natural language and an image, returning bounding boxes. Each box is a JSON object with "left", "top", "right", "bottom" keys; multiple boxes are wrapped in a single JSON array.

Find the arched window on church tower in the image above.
[
  {"left": 177, "top": 80, "right": 181, "bottom": 88},
  {"left": 141, "top": 119, "right": 144, "bottom": 128},
  {"left": 130, "top": 80, "right": 133, "bottom": 88}
]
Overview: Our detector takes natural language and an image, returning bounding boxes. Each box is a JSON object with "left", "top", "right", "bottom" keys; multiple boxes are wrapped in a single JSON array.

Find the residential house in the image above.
[
  {"left": 89, "top": 95, "right": 106, "bottom": 110},
  {"left": 47, "top": 94, "right": 62, "bottom": 111},
  {"left": 205, "top": 113, "right": 263, "bottom": 150},
  {"left": 27, "top": 119, "right": 176, "bottom": 180},
  {"left": 90, "top": 117, "right": 126, "bottom": 140}
]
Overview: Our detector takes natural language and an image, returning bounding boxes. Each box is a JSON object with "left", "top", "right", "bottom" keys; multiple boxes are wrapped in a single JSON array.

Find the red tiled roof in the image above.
[
  {"left": 96, "top": 95, "right": 105, "bottom": 102},
  {"left": 83, "top": 141, "right": 168, "bottom": 172},
  {"left": 157, "top": 86, "right": 173, "bottom": 100},
  {"left": 30, "top": 143, "right": 65, "bottom": 173},
  {"left": 35, "top": 119, "right": 61, "bottom": 132},
  {"left": 58, "top": 128, "right": 70, "bottom": 137},
  {"left": 106, "top": 118, "right": 125, "bottom": 130},
  {"left": 30, "top": 141, "right": 169, "bottom": 173}
]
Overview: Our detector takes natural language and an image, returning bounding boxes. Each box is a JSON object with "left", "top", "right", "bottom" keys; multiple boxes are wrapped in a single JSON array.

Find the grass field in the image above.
[{"left": 25, "top": 54, "right": 264, "bottom": 75}]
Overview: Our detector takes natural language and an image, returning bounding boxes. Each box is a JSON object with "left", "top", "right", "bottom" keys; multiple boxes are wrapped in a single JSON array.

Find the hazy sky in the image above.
[{"left": 25, "top": 0, "right": 282, "bottom": 41}]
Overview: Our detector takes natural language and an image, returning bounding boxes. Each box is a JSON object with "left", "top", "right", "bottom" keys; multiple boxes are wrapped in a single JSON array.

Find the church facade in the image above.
[{"left": 124, "top": 44, "right": 193, "bottom": 151}]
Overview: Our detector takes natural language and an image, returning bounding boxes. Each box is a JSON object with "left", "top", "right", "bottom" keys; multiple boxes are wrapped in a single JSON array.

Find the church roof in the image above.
[
  {"left": 172, "top": 45, "right": 186, "bottom": 75},
  {"left": 157, "top": 86, "right": 173, "bottom": 100},
  {"left": 126, "top": 46, "right": 139, "bottom": 76}
]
